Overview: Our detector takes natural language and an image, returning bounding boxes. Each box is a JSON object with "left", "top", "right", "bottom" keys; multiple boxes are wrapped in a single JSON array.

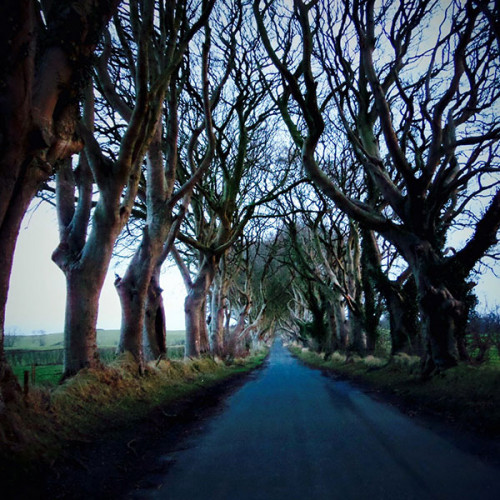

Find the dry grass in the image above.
[{"left": 0, "top": 349, "right": 268, "bottom": 473}]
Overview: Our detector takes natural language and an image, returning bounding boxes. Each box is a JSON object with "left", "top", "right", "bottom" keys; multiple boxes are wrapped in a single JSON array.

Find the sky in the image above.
[
  {"left": 4, "top": 201, "right": 500, "bottom": 335},
  {"left": 5, "top": 203, "right": 187, "bottom": 334}
]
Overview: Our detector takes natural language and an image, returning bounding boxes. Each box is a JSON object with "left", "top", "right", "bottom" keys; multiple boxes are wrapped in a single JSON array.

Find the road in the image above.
[{"left": 129, "top": 341, "right": 500, "bottom": 500}]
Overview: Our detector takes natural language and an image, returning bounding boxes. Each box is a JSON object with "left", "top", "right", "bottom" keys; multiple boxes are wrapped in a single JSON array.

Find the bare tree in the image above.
[
  {"left": 107, "top": 0, "right": 216, "bottom": 367},
  {"left": 52, "top": 0, "right": 193, "bottom": 377},
  {"left": 254, "top": 0, "right": 500, "bottom": 373},
  {"left": 173, "top": 2, "right": 293, "bottom": 357}
]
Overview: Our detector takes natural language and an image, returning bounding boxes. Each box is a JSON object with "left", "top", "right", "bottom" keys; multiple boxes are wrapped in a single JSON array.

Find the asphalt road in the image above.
[{"left": 129, "top": 341, "right": 500, "bottom": 500}]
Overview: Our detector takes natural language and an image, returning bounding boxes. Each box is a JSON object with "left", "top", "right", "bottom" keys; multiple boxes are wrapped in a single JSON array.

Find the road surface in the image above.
[{"left": 129, "top": 341, "right": 500, "bottom": 499}]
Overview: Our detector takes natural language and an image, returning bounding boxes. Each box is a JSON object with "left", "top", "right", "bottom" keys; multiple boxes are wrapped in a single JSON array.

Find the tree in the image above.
[
  {"left": 52, "top": 0, "right": 185, "bottom": 376},
  {"left": 254, "top": 0, "right": 500, "bottom": 373},
  {"left": 173, "top": 2, "right": 293, "bottom": 357},
  {"left": 0, "top": 0, "right": 120, "bottom": 397},
  {"left": 106, "top": 0, "right": 216, "bottom": 367}
]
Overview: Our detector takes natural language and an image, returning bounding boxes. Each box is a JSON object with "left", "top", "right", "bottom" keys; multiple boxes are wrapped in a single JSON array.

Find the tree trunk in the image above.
[
  {"left": 349, "top": 310, "right": 366, "bottom": 355},
  {"left": 185, "top": 293, "right": 203, "bottom": 358},
  {"left": 116, "top": 273, "right": 147, "bottom": 366},
  {"left": 143, "top": 266, "right": 166, "bottom": 361},
  {"left": 390, "top": 237, "right": 462, "bottom": 372},
  {"left": 361, "top": 229, "right": 382, "bottom": 354},
  {"left": 199, "top": 296, "right": 210, "bottom": 354},
  {"left": 116, "top": 227, "right": 163, "bottom": 366},
  {"left": 419, "top": 282, "right": 462, "bottom": 373},
  {"left": 333, "top": 298, "right": 349, "bottom": 351},
  {"left": 53, "top": 198, "right": 123, "bottom": 377},
  {"left": 0, "top": 171, "right": 48, "bottom": 395},
  {"left": 209, "top": 271, "right": 228, "bottom": 355},
  {"left": 184, "top": 255, "right": 217, "bottom": 358},
  {"left": 317, "top": 297, "right": 336, "bottom": 358},
  {"left": 63, "top": 269, "right": 103, "bottom": 376},
  {"left": 385, "top": 279, "right": 420, "bottom": 355}
]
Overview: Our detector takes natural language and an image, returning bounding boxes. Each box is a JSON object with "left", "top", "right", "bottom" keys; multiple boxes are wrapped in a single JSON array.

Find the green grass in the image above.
[
  {"left": 5, "top": 329, "right": 187, "bottom": 387},
  {"left": 12, "top": 364, "right": 63, "bottom": 387},
  {"left": 289, "top": 344, "right": 500, "bottom": 435}
]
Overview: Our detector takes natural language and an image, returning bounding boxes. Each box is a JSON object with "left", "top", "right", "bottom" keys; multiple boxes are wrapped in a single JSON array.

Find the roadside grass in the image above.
[
  {"left": 0, "top": 348, "right": 268, "bottom": 474},
  {"left": 289, "top": 345, "right": 500, "bottom": 435}
]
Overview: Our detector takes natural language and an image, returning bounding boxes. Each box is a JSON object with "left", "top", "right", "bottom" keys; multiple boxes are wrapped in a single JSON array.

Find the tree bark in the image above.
[
  {"left": 116, "top": 226, "right": 165, "bottom": 365},
  {"left": 333, "top": 297, "right": 349, "bottom": 352},
  {"left": 184, "top": 254, "right": 217, "bottom": 357},
  {"left": 63, "top": 269, "right": 103, "bottom": 376},
  {"left": 199, "top": 296, "right": 210, "bottom": 354},
  {"left": 361, "top": 229, "right": 382, "bottom": 354},
  {"left": 54, "top": 200, "right": 123, "bottom": 377},
  {"left": 384, "top": 278, "right": 420, "bottom": 355},
  {"left": 397, "top": 237, "right": 462, "bottom": 372},
  {"left": 0, "top": 0, "right": 120, "bottom": 392},
  {"left": 143, "top": 266, "right": 167, "bottom": 361},
  {"left": 209, "top": 267, "right": 229, "bottom": 355}
]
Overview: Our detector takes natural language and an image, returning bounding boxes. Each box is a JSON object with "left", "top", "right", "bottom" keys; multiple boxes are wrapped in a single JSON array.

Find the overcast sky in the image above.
[{"left": 4, "top": 201, "right": 499, "bottom": 335}]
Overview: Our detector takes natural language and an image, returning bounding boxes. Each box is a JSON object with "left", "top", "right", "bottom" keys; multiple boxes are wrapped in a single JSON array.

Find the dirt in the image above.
[{"left": 2, "top": 364, "right": 266, "bottom": 500}]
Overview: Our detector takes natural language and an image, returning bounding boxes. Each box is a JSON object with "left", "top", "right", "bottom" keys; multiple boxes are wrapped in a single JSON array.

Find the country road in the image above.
[{"left": 129, "top": 342, "right": 500, "bottom": 500}]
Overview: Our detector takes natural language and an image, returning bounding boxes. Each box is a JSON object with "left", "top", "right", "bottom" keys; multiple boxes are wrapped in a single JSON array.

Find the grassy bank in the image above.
[
  {"left": 289, "top": 345, "right": 500, "bottom": 436},
  {"left": 5, "top": 330, "right": 187, "bottom": 387},
  {"left": 0, "top": 349, "right": 268, "bottom": 482}
]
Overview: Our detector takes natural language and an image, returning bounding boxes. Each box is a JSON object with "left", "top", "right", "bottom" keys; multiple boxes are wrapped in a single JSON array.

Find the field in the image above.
[
  {"left": 5, "top": 329, "right": 186, "bottom": 386},
  {"left": 5, "top": 329, "right": 186, "bottom": 350}
]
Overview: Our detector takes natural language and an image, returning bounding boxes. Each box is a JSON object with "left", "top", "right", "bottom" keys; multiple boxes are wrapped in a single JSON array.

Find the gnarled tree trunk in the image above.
[
  {"left": 143, "top": 266, "right": 167, "bottom": 361},
  {"left": 184, "top": 254, "right": 217, "bottom": 357},
  {"left": 116, "top": 228, "right": 164, "bottom": 365},
  {"left": 54, "top": 198, "right": 123, "bottom": 377},
  {"left": 0, "top": 0, "right": 120, "bottom": 393},
  {"left": 209, "top": 266, "right": 229, "bottom": 355},
  {"left": 400, "top": 239, "right": 463, "bottom": 372}
]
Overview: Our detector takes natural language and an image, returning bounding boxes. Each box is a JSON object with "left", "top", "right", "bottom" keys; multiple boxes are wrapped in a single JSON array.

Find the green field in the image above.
[
  {"left": 5, "top": 329, "right": 186, "bottom": 350},
  {"left": 13, "top": 364, "right": 63, "bottom": 387}
]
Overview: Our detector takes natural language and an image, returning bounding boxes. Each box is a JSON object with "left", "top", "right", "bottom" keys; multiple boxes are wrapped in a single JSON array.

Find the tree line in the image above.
[{"left": 1, "top": 0, "right": 498, "bottom": 401}]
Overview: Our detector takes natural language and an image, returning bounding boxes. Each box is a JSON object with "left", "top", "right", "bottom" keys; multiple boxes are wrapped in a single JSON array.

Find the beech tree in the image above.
[
  {"left": 173, "top": 2, "right": 294, "bottom": 357},
  {"left": 0, "top": 1, "right": 120, "bottom": 396},
  {"left": 51, "top": 0, "right": 216, "bottom": 376},
  {"left": 254, "top": 0, "right": 500, "bottom": 373},
  {"left": 211, "top": 228, "right": 274, "bottom": 357},
  {"left": 107, "top": 0, "right": 216, "bottom": 367}
]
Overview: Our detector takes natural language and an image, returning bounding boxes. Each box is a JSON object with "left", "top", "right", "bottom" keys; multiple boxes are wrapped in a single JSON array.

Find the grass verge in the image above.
[
  {"left": 289, "top": 345, "right": 500, "bottom": 437},
  {"left": 0, "top": 349, "right": 268, "bottom": 488}
]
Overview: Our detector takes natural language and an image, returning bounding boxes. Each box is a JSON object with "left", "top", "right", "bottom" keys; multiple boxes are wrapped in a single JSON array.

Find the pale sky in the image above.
[{"left": 4, "top": 201, "right": 499, "bottom": 335}]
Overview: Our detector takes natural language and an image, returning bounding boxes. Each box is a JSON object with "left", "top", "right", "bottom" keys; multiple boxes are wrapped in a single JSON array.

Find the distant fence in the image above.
[
  {"left": 6, "top": 345, "right": 185, "bottom": 367},
  {"left": 5, "top": 348, "right": 117, "bottom": 366}
]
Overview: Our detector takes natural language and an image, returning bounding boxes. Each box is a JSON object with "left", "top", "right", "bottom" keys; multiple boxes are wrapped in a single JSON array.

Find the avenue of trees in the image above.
[{"left": 1, "top": 0, "right": 499, "bottom": 402}]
